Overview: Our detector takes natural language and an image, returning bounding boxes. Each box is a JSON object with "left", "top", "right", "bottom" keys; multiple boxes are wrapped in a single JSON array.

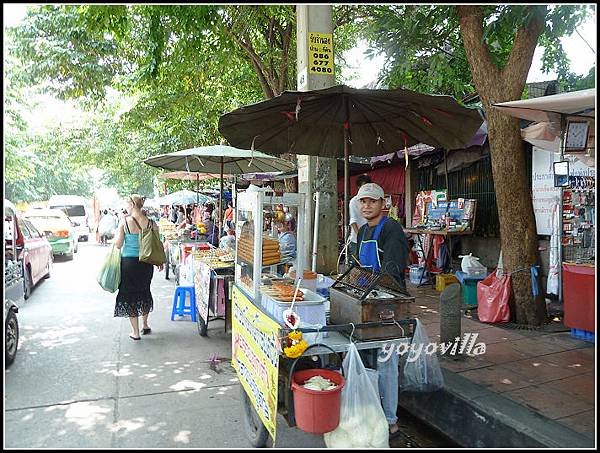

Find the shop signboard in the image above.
[
  {"left": 195, "top": 260, "right": 212, "bottom": 322},
  {"left": 308, "top": 32, "right": 334, "bottom": 75},
  {"left": 531, "top": 148, "right": 595, "bottom": 235},
  {"left": 232, "top": 285, "right": 280, "bottom": 442}
]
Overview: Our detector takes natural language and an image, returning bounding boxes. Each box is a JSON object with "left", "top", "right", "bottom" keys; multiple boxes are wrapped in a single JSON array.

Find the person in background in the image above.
[
  {"left": 277, "top": 214, "right": 296, "bottom": 260},
  {"left": 113, "top": 194, "right": 163, "bottom": 340},
  {"left": 224, "top": 201, "right": 234, "bottom": 230},
  {"left": 175, "top": 206, "right": 185, "bottom": 226},
  {"left": 98, "top": 209, "right": 118, "bottom": 245},
  {"left": 204, "top": 217, "right": 219, "bottom": 247},
  {"left": 169, "top": 204, "right": 178, "bottom": 223},
  {"left": 203, "top": 203, "right": 214, "bottom": 223},
  {"left": 355, "top": 182, "right": 409, "bottom": 437},
  {"left": 348, "top": 174, "right": 372, "bottom": 265},
  {"left": 219, "top": 225, "right": 236, "bottom": 252}
]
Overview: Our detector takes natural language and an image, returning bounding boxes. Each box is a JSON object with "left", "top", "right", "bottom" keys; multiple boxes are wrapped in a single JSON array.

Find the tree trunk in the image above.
[{"left": 458, "top": 5, "right": 547, "bottom": 326}]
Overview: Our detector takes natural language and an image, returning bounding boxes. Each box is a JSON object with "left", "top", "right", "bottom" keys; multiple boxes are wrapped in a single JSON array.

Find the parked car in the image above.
[
  {"left": 18, "top": 218, "right": 53, "bottom": 299},
  {"left": 24, "top": 208, "right": 78, "bottom": 260},
  {"left": 48, "top": 195, "right": 91, "bottom": 241},
  {"left": 4, "top": 200, "right": 23, "bottom": 367}
]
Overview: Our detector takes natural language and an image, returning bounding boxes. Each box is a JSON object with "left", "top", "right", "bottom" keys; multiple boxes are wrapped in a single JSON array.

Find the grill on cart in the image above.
[{"left": 329, "top": 265, "right": 415, "bottom": 340}]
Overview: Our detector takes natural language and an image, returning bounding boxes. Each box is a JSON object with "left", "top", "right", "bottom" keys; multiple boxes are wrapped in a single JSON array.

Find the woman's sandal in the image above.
[
  {"left": 142, "top": 327, "right": 152, "bottom": 335},
  {"left": 129, "top": 335, "right": 141, "bottom": 341}
]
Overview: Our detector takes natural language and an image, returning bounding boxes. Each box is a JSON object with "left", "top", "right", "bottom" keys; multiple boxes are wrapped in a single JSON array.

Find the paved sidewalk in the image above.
[{"left": 402, "top": 281, "right": 595, "bottom": 447}]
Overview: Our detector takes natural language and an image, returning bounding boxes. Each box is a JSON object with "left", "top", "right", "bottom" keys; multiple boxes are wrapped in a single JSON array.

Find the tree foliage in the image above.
[
  {"left": 6, "top": 5, "right": 362, "bottom": 201},
  {"left": 363, "top": 4, "right": 594, "bottom": 99}
]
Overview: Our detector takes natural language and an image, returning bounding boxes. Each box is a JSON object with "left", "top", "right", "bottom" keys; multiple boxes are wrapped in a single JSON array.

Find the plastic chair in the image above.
[{"left": 171, "top": 286, "right": 197, "bottom": 322}]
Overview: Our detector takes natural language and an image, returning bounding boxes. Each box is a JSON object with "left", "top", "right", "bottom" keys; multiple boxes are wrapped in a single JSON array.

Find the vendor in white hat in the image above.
[
  {"left": 356, "top": 182, "right": 409, "bottom": 288},
  {"left": 356, "top": 182, "right": 410, "bottom": 437}
]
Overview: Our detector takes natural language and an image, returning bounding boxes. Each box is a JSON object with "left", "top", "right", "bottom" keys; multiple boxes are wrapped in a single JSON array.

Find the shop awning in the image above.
[{"left": 492, "top": 88, "right": 595, "bottom": 123}]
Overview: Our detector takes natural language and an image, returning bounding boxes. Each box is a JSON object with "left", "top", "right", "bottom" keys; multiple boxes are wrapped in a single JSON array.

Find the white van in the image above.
[{"left": 48, "top": 195, "right": 91, "bottom": 242}]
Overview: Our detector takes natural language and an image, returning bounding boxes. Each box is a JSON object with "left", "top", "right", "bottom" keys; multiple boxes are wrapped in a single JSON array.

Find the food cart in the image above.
[
  {"left": 160, "top": 219, "right": 212, "bottom": 284},
  {"left": 192, "top": 248, "right": 235, "bottom": 336},
  {"left": 232, "top": 189, "right": 416, "bottom": 447}
]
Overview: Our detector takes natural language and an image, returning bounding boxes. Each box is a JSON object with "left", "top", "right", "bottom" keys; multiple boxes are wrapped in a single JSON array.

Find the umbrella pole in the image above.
[
  {"left": 444, "top": 149, "right": 450, "bottom": 199},
  {"left": 344, "top": 127, "right": 350, "bottom": 267},
  {"left": 220, "top": 157, "right": 224, "bottom": 239},
  {"left": 196, "top": 174, "right": 199, "bottom": 205}
]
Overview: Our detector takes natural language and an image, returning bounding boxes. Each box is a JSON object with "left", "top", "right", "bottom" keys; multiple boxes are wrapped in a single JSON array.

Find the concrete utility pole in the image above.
[{"left": 296, "top": 5, "right": 339, "bottom": 274}]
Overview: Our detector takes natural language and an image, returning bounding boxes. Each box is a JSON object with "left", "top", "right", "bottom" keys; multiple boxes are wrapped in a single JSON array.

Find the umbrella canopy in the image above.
[
  {"left": 157, "top": 171, "right": 224, "bottom": 181},
  {"left": 144, "top": 145, "right": 296, "bottom": 174},
  {"left": 218, "top": 84, "right": 483, "bottom": 157},
  {"left": 218, "top": 84, "right": 483, "bottom": 253},
  {"left": 492, "top": 88, "right": 595, "bottom": 123},
  {"left": 144, "top": 145, "right": 295, "bottom": 235},
  {"left": 156, "top": 190, "right": 215, "bottom": 206}
]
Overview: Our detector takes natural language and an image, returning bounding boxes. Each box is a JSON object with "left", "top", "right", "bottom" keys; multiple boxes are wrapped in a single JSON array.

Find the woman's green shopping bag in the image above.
[{"left": 97, "top": 245, "right": 121, "bottom": 293}]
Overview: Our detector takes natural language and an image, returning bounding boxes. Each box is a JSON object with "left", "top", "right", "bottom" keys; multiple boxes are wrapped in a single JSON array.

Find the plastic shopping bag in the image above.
[
  {"left": 97, "top": 245, "right": 121, "bottom": 293},
  {"left": 476, "top": 270, "right": 511, "bottom": 323},
  {"left": 324, "top": 343, "right": 389, "bottom": 448},
  {"left": 401, "top": 319, "right": 445, "bottom": 392},
  {"left": 459, "top": 253, "right": 486, "bottom": 274}
]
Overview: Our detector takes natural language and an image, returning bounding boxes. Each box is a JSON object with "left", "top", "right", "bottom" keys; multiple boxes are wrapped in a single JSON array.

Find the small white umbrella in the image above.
[{"left": 144, "top": 145, "right": 295, "bottom": 235}]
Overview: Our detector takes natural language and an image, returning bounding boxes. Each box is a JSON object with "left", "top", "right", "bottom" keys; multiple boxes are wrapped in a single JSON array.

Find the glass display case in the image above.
[{"left": 235, "top": 190, "right": 306, "bottom": 301}]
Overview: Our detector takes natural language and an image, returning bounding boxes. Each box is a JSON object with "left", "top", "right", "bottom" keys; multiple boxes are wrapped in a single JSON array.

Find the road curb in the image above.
[{"left": 398, "top": 369, "right": 594, "bottom": 448}]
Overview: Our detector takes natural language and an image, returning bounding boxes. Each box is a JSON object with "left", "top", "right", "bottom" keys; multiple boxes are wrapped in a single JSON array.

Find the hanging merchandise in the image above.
[
  {"left": 324, "top": 343, "right": 389, "bottom": 448},
  {"left": 401, "top": 319, "right": 445, "bottom": 392}
]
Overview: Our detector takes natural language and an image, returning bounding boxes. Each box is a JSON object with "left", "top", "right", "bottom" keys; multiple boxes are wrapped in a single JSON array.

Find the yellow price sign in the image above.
[{"left": 309, "top": 32, "right": 334, "bottom": 75}]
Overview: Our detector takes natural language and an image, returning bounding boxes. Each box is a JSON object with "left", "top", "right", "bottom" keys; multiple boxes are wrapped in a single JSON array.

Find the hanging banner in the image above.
[
  {"left": 531, "top": 147, "right": 595, "bottom": 235},
  {"left": 232, "top": 285, "right": 281, "bottom": 442},
  {"left": 308, "top": 32, "right": 334, "bottom": 75}
]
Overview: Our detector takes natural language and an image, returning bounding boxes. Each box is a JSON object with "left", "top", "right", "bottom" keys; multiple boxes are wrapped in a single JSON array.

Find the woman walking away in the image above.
[{"left": 114, "top": 194, "right": 164, "bottom": 340}]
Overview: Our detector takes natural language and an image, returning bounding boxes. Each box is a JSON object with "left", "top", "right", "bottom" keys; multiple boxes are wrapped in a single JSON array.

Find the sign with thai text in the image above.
[
  {"left": 308, "top": 32, "right": 334, "bottom": 75},
  {"left": 232, "top": 285, "right": 280, "bottom": 442},
  {"left": 531, "top": 148, "right": 595, "bottom": 235},
  {"left": 194, "top": 259, "right": 212, "bottom": 322}
]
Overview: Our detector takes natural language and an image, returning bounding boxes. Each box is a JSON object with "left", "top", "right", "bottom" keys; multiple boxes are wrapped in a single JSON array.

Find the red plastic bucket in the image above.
[{"left": 291, "top": 369, "right": 345, "bottom": 434}]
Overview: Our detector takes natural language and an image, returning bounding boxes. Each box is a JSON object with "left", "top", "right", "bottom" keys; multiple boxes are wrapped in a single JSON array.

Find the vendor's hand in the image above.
[{"left": 157, "top": 263, "right": 165, "bottom": 272}]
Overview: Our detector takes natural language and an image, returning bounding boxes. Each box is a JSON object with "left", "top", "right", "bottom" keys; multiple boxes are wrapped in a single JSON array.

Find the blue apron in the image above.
[{"left": 358, "top": 216, "right": 387, "bottom": 273}]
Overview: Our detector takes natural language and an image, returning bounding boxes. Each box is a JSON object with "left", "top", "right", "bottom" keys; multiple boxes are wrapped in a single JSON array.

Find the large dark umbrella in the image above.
[{"left": 218, "top": 84, "right": 483, "bottom": 245}]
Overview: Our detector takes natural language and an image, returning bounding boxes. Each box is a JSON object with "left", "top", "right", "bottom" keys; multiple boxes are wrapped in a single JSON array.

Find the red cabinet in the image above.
[{"left": 562, "top": 263, "right": 595, "bottom": 332}]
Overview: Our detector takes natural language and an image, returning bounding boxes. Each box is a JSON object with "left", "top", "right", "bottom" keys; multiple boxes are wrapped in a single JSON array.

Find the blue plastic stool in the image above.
[{"left": 171, "top": 286, "right": 197, "bottom": 322}]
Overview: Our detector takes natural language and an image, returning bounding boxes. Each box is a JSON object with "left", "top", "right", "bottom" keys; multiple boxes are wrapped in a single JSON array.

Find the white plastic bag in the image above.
[
  {"left": 179, "top": 255, "right": 194, "bottom": 286},
  {"left": 324, "top": 343, "right": 389, "bottom": 448},
  {"left": 459, "top": 253, "right": 486, "bottom": 274},
  {"left": 401, "top": 319, "right": 444, "bottom": 392}
]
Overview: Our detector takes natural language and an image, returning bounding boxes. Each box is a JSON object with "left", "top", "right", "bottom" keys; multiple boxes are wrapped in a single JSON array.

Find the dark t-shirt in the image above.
[{"left": 357, "top": 217, "right": 410, "bottom": 284}]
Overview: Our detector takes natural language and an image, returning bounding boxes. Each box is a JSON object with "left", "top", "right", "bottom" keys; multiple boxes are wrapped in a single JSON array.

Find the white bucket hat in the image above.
[{"left": 357, "top": 182, "right": 385, "bottom": 200}]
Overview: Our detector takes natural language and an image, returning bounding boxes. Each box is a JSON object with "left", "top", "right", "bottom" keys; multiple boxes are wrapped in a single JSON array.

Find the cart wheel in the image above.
[
  {"left": 196, "top": 308, "right": 208, "bottom": 337},
  {"left": 241, "top": 386, "right": 269, "bottom": 447}
]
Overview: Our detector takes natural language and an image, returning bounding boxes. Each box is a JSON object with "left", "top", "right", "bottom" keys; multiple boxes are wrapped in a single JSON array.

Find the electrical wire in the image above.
[{"left": 575, "top": 28, "right": 596, "bottom": 54}]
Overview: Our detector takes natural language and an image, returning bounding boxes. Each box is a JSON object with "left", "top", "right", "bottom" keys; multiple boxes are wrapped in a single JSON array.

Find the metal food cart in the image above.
[
  {"left": 192, "top": 251, "right": 235, "bottom": 336},
  {"left": 232, "top": 190, "right": 416, "bottom": 447},
  {"left": 164, "top": 237, "right": 211, "bottom": 284}
]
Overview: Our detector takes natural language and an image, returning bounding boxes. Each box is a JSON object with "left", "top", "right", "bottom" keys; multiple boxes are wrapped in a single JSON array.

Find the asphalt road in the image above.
[
  {"left": 4, "top": 240, "right": 325, "bottom": 448},
  {"left": 5, "top": 239, "right": 455, "bottom": 448}
]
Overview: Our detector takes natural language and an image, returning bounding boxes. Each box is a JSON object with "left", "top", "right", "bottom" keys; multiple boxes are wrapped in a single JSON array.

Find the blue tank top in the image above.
[
  {"left": 122, "top": 233, "right": 140, "bottom": 258},
  {"left": 121, "top": 217, "right": 142, "bottom": 258}
]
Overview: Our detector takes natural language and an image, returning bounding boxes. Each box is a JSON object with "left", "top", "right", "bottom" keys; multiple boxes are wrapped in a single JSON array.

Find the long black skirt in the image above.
[{"left": 114, "top": 257, "right": 154, "bottom": 318}]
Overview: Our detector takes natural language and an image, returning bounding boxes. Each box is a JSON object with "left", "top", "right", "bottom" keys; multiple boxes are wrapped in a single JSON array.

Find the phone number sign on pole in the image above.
[{"left": 309, "top": 32, "right": 334, "bottom": 75}]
